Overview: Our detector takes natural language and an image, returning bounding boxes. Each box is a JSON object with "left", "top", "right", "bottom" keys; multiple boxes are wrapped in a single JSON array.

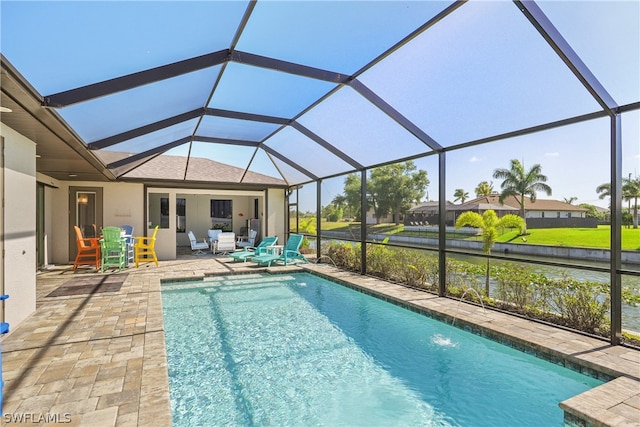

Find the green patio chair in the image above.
[
  {"left": 228, "top": 236, "right": 278, "bottom": 263},
  {"left": 251, "top": 234, "right": 308, "bottom": 267},
  {"left": 100, "top": 226, "right": 126, "bottom": 272}
]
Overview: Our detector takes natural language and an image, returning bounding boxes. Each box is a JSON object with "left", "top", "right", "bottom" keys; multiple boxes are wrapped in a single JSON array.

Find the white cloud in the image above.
[
  {"left": 545, "top": 152, "right": 560, "bottom": 157},
  {"left": 469, "top": 156, "right": 481, "bottom": 163}
]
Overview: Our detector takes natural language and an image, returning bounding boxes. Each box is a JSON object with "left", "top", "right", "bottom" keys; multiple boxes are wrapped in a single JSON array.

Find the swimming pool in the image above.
[{"left": 161, "top": 272, "right": 603, "bottom": 426}]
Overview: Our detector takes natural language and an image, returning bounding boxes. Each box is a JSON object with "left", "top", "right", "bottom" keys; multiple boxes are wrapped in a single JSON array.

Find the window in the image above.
[
  {"left": 147, "top": 193, "right": 169, "bottom": 229},
  {"left": 76, "top": 191, "right": 97, "bottom": 237},
  {"left": 211, "top": 199, "right": 233, "bottom": 231},
  {"left": 160, "top": 197, "right": 170, "bottom": 228},
  {"left": 176, "top": 198, "right": 186, "bottom": 233}
]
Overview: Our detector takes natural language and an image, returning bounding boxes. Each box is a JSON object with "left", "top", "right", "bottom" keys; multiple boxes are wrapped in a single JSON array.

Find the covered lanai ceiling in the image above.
[{"left": 1, "top": 1, "right": 638, "bottom": 187}]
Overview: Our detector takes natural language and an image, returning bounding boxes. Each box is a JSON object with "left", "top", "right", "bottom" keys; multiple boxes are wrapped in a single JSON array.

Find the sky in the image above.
[{"left": 1, "top": 1, "right": 638, "bottom": 211}]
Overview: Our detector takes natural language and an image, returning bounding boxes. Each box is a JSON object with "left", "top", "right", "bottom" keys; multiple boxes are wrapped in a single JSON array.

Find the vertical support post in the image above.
[
  {"left": 316, "top": 179, "right": 322, "bottom": 261},
  {"left": 295, "top": 187, "right": 299, "bottom": 233},
  {"left": 438, "top": 152, "right": 447, "bottom": 296},
  {"left": 264, "top": 189, "right": 269, "bottom": 238},
  {"left": 284, "top": 187, "right": 290, "bottom": 237},
  {"left": 610, "top": 114, "right": 622, "bottom": 345},
  {"left": 361, "top": 169, "right": 367, "bottom": 276}
]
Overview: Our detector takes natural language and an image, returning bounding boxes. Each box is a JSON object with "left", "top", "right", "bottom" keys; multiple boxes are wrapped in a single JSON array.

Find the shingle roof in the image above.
[
  {"left": 409, "top": 201, "right": 454, "bottom": 213},
  {"left": 96, "top": 151, "right": 286, "bottom": 185},
  {"left": 449, "top": 201, "right": 519, "bottom": 212},
  {"left": 462, "top": 194, "right": 588, "bottom": 212}
]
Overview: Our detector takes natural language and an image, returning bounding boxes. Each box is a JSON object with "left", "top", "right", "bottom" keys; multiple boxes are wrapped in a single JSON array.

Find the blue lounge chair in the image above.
[
  {"left": 228, "top": 236, "right": 278, "bottom": 263},
  {"left": 251, "top": 234, "right": 308, "bottom": 267}
]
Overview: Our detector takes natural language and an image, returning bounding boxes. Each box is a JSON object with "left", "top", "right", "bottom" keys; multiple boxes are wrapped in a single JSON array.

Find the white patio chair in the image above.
[
  {"left": 188, "top": 231, "right": 209, "bottom": 255},
  {"left": 237, "top": 229, "right": 257, "bottom": 249},
  {"left": 215, "top": 232, "right": 236, "bottom": 254}
]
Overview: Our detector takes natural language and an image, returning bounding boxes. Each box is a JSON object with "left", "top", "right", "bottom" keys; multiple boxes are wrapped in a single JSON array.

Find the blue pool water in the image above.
[{"left": 161, "top": 273, "right": 603, "bottom": 426}]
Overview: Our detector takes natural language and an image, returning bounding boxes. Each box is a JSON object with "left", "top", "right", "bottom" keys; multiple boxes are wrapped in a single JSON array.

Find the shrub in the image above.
[
  {"left": 547, "top": 274, "right": 609, "bottom": 333},
  {"left": 324, "top": 241, "right": 612, "bottom": 337},
  {"left": 326, "top": 241, "right": 360, "bottom": 272},
  {"left": 493, "top": 264, "right": 538, "bottom": 310},
  {"left": 446, "top": 260, "right": 484, "bottom": 295}
]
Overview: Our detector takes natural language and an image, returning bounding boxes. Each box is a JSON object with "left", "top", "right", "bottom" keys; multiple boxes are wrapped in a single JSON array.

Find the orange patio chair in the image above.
[{"left": 73, "top": 225, "right": 100, "bottom": 270}]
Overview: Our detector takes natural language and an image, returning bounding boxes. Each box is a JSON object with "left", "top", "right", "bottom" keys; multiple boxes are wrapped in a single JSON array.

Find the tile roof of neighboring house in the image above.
[
  {"left": 409, "top": 201, "right": 454, "bottom": 212},
  {"left": 95, "top": 152, "right": 287, "bottom": 186},
  {"left": 460, "top": 194, "right": 588, "bottom": 212},
  {"left": 449, "top": 202, "right": 518, "bottom": 212}
]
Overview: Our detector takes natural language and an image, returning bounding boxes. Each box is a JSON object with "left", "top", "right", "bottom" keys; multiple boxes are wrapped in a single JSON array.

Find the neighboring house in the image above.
[
  {"left": 455, "top": 194, "right": 594, "bottom": 228},
  {"left": 449, "top": 199, "right": 519, "bottom": 218},
  {"left": 406, "top": 195, "right": 594, "bottom": 228},
  {"left": 364, "top": 208, "right": 396, "bottom": 225},
  {"left": 594, "top": 206, "right": 610, "bottom": 222},
  {"left": 462, "top": 194, "right": 588, "bottom": 219},
  {"left": 406, "top": 201, "right": 455, "bottom": 225}
]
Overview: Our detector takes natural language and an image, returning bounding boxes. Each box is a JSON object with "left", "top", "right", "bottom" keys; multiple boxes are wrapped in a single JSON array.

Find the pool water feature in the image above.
[{"left": 161, "top": 273, "right": 603, "bottom": 426}]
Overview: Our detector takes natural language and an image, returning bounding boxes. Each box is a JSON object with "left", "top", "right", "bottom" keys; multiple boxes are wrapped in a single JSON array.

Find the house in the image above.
[
  {"left": 406, "top": 201, "right": 455, "bottom": 225},
  {"left": 463, "top": 194, "right": 588, "bottom": 218},
  {"left": 364, "top": 208, "right": 397, "bottom": 225},
  {"left": 406, "top": 195, "right": 594, "bottom": 228},
  {"left": 455, "top": 194, "right": 595, "bottom": 228},
  {"left": 449, "top": 199, "right": 519, "bottom": 218}
]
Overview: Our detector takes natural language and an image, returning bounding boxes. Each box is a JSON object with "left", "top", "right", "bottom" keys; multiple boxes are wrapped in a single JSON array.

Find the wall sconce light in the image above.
[{"left": 238, "top": 212, "right": 244, "bottom": 217}]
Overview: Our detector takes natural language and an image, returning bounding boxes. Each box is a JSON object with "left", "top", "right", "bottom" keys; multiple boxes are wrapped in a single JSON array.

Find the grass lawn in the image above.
[
  {"left": 495, "top": 225, "right": 640, "bottom": 250},
  {"left": 314, "top": 220, "right": 640, "bottom": 251}
]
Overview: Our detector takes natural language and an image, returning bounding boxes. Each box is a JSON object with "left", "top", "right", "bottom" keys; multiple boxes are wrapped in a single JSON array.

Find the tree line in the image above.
[{"left": 324, "top": 159, "right": 639, "bottom": 230}]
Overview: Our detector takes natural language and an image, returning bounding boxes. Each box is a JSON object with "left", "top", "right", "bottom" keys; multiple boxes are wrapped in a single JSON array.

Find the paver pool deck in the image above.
[{"left": 1, "top": 254, "right": 639, "bottom": 426}]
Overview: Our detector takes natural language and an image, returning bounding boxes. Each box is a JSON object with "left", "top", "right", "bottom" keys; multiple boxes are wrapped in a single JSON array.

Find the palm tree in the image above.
[
  {"left": 596, "top": 182, "right": 613, "bottom": 213},
  {"left": 456, "top": 210, "right": 525, "bottom": 294},
  {"left": 475, "top": 181, "right": 494, "bottom": 197},
  {"left": 453, "top": 189, "right": 469, "bottom": 204},
  {"left": 597, "top": 181, "right": 637, "bottom": 226},
  {"left": 331, "top": 194, "right": 350, "bottom": 219},
  {"left": 563, "top": 196, "right": 577, "bottom": 205},
  {"left": 331, "top": 194, "right": 347, "bottom": 209},
  {"left": 623, "top": 176, "right": 640, "bottom": 229},
  {"left": 298, "top": 216, "right": 317, "bottom": 250},
  {"left": 596, "top": 183, "right": 611, "bottom": 200},
  {"left": 492, "top": 159, "right": 552, "bottom": 233}
]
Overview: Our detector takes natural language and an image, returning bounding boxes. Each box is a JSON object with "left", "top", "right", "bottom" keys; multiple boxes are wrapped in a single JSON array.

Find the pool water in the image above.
[{"left": 161, "top": 273, "right": 603, "bottom": 426}]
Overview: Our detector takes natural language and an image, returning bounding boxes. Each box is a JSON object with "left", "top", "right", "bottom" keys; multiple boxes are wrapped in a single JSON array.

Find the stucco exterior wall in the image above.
[
  {"left": 526, "top": 210, "right": 586, "bottom": 219},
  {"left": 1, "top": 124, "right": 37, "bottom": 330},
  {"left": 266, "top": 188, "right": 286, "bottom": 242},
  {"left": 46, "top": 180, "right": 145, "bottom": 265}
]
